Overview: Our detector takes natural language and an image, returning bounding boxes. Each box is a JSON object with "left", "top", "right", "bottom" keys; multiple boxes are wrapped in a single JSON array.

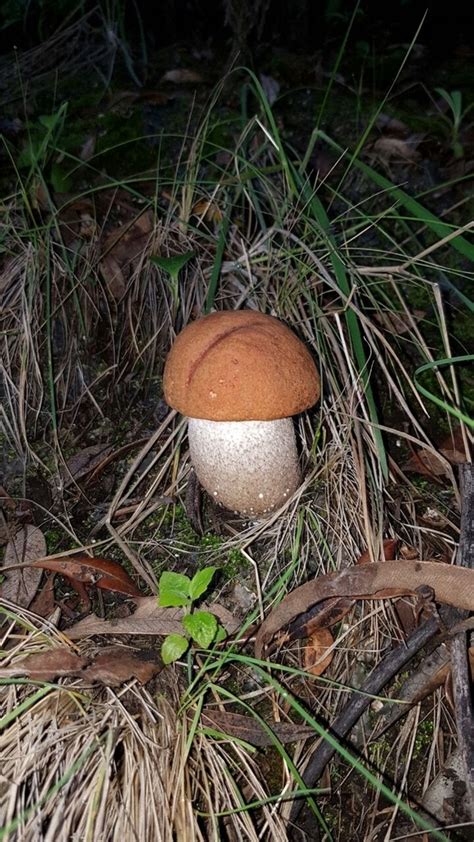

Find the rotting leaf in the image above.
[
  {"left": 30, "top": 553, "right": 141, "bottom": 598},
  {"left": 304, "top": 627, "right": 335, "bottom": 676},
  {"left": 201, "top": 710, "right": 315, "bottom": 747},
  {"left": 1, "top": 526, "right": 46, "bottom": 607}
]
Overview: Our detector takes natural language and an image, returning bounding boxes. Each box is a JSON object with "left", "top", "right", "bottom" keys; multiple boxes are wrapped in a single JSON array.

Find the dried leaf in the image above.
[
  {"left": 61, "top": 443, "right": 114, "bottom": 487},
  {"left": 403, "top": 448, "right": 456, "bottom": 479},
  {"left": 0, "top": 647, "right": 88, "bottom": 679},
  {"left": 357, "top": 539, "right": 398, "bottom": 565},
  {"left": 66, "top": 598, "right": 238, "bottom": 639},
  {"left": 99, "top": 214, "right": 154, "bottom": 300},
  {"left": 258, "top": 73, "right": 280, "bottom": 106},
  {"left": 287, "top": 541, "right": 399, "bottom": 643},
  {"left": 29, "top": 572, "right": 56, "bottom": 617},
  {"left": 255, "top": 562, "right": 474, "bottom": 659},
  {"left": 439, "top": 447, "right": 467, "bottom": 465},
  {"left": 80, "top": 134, "right": 96, "bottom": 161},
  {"left": 99, "top": 253, "right": 127, "bottom": 299},
  {"left": 304, "top": 628, "right": 335, "bottom": 676},
  {"left": 1, "top": 526, "right": 46, "bottom": 607},
  {"left": 0, "top": 645, "right": 160, "bottom": 686},
  {"left": 202, "top": 710, "right": 314, "bottom": 747},
  {"left": 191, "top": 199, "right": 223, "bottom": 223},
  {"left": 372, "top": 136, "right": 420, "bottom": 162},
  {"left": 161, "top": 68, "right": 203, "bottom": 84},
  {"left": 422, "top": 747, "right": 473, "bottom": 825},
  {"left": 81, "top": 646, "right": 160, "bottom": 685},
  {"left": 66, "top": 599, "right": 184, "bottom": 639},
  {"left": 31, "top": 552, "right": 141, "bottom": 598}
]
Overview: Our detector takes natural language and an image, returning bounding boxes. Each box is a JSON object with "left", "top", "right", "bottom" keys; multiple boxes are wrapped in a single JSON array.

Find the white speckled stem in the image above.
[{"left": 187, "top": 417, "right": 301, "bottom": 515}]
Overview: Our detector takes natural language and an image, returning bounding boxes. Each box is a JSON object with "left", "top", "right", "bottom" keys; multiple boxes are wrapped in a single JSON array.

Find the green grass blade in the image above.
[
  {"left": 414, "top": 355, "right": 474, "bottom": 427},
  {"left": 317, "top": 130, "right": 474, "bottom": 263}
]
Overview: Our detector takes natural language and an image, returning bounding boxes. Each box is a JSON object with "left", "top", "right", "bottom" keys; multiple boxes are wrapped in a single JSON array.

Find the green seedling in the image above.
[
  {"left": 435, "top": 88, "right": 473, "bottom": 159},
  {"left": 150, "top": 251, "right": 195, "bottom": 305},
  {"left": 158, "top": 566, "right": 225, "bottom": 664}
]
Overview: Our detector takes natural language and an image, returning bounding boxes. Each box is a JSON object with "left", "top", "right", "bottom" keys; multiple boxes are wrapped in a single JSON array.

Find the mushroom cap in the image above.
[{"left": 163, "top": 310, "right": 320, "bottom": 421}]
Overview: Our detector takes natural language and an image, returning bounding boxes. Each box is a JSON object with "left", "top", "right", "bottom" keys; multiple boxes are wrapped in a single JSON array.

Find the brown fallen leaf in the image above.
[
  {"left": 403, "top": 447, "right": 455, "bottom": 479},
  {"left": 0, "top": 645, "right": 160, "bottom": 686},
  {"left": 191, "top": 198, "right": 223, "bottom": 224},
  {"left": 99, "top": 253, "right": 127, "bottom": 299},
  {"left": 202, "top": 710, "right": 315, "bottom": 747},
  {"left": 375, "top": 113, "right": 410, "bottom": 136},
  {"left": 304, "top": 627, "right": 335, "bottom": 676},
  {"left": 161, "top": 68, "right": 203, "bottom": 84},
  {"left": 29, "top": 572, "right": 56, "bottom": 617},
  {"left": 66, "top": 598, "right": 239, "bottom": 639},
  {"left": 0, "top": 647, "right": 88, "bottom": 679},
  {"left": 371, "top": 135, "right": 421, "bottom": 163},
  {"left": 255, "top": 561, "right": 474, "bottom": 659},
  {"left": 357, "top": 539, "right": 398, "bottom": 565},
  {"left": 286, "top": 540, "right": 399, "bottom": 645},
  {"left": 99, "top": 212, "right": 154, "bottom": 300},
  {"left": 61, "top": 443, "right": 114, "bottom": 488},
  {"left": 1, "top": 526, "right": 46, "bottom": 607},
  {"left": 81, "top": 646, "right": 160, "bottom": 686},
  {"left": 30, "top": 552, "right": 141, "bottom": 598},
  {"left": 66, "top": 602, "right": 185, "bottom": 639}
]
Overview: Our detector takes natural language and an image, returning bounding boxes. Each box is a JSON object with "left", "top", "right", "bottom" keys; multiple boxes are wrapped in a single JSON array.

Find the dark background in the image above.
[{"left": 1, "top": 0, "right": 473, "bottom": 60}]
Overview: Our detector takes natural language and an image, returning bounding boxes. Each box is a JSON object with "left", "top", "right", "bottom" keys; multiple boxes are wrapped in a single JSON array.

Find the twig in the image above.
[
  {"left": 450, "top": 464, "right": 474, "bottom": 820},
  {"left": 289, "top": 614, "right": 441, "bottom": 826}
]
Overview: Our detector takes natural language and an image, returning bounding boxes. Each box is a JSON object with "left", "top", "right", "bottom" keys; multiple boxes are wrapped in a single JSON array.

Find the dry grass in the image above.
[{"left": 1, "top": 72, "right": 472, "bottom": 840}]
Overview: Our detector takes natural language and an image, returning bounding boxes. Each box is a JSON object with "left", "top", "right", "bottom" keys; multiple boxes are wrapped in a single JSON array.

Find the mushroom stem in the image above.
[{"left": 187, "top": 417, "right": 301, "bottom": 515}]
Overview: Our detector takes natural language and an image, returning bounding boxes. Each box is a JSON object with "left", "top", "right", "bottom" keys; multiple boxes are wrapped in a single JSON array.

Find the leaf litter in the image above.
[
  {"left": 0, "top": 644, "right": 161, "bottom": 686},
  {"left": 1, "top": 525, "right": 46, "bottom": 607}
]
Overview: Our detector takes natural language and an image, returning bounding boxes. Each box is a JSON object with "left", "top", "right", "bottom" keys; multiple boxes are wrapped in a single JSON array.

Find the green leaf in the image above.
[
  {"left": 215, "top": 624, "right": 227, "bottom": 643},
  {"left": 150, "top": 251, "right": 194, "bottom": 281},
  {"left": 182, "top": 611, "right": 218, "bottom": 648},
  {"left": 158, "top": 571, "right": 191, "bottom": 607},
  {"left": 50, "top": 161, "right": 72, "bottom": 193},
  {"left": 161, "top": 634, "right": 189, "bottom": 664},
  {"left": 39, "top": 113, "right": 61, "bottom": 131},
  {"left": 189, "top": 566, "right": 217, "bottom": 601}
]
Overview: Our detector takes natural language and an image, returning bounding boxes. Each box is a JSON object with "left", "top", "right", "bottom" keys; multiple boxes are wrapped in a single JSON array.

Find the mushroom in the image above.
[{"left": 163, "top": 310, "right": 320, "bottom": 515}]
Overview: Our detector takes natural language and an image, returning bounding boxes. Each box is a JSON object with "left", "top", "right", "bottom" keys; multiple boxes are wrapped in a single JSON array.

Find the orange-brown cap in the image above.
[{"left": 163, "top": 310, "right": 320, "bottom": 421}]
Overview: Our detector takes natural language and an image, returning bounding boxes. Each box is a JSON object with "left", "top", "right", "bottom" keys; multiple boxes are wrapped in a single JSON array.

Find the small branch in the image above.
[
  {"left": 450, "top": 463, "right": 474, "bottom": 820},
  {"left": 290, "top": 614, "right": 441, "bottom": 826}
]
